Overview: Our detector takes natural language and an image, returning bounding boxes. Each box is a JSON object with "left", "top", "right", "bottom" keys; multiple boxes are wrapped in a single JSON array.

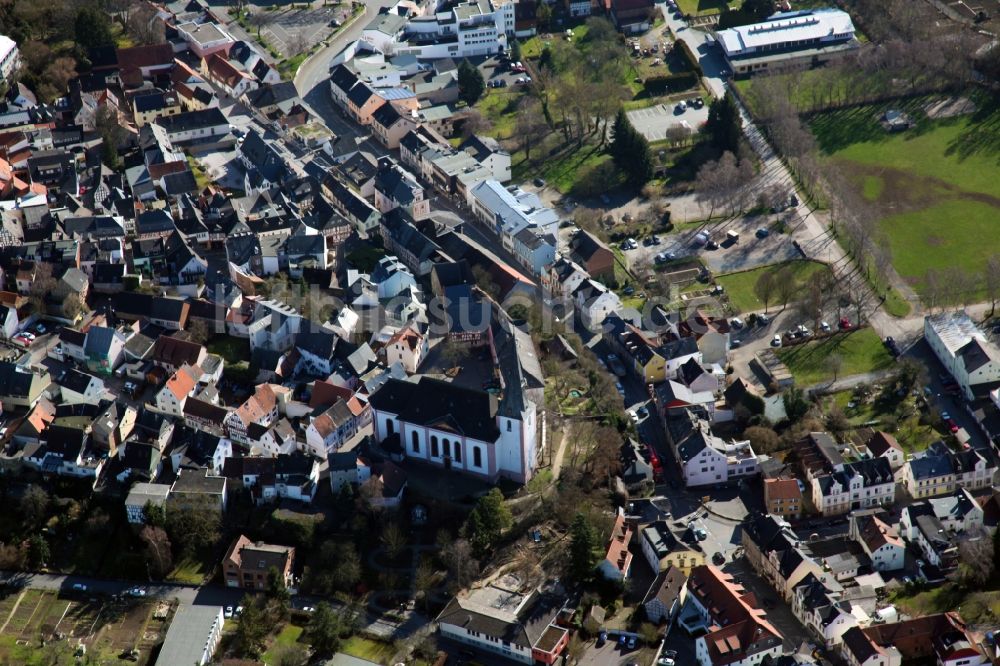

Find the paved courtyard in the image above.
[{"left": 627, "top": 100, "right": 709, "bottom": 142}]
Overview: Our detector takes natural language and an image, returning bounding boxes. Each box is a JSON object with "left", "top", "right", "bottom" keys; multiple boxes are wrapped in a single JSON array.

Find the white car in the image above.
[
  {"left": 628, "top": 410, "right": 639, "bottom": 423},
  {"left": 771, "top": 334, "right": 782, "bottom": 347},
  {"left": 820, "top": 321, "right": 831, "bottom": 332},
  {"left": 224, "top": 606, "right": 234, "bottom": 619}
]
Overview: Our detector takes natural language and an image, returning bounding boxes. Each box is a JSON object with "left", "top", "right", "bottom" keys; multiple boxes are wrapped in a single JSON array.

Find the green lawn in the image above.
[
  {"left": 676, "top": 0, "right": 739, "bottom": 15},
  {"left": 714, "top": 260, "right": 833, "bottom": 313},
  {"left": 263, "top": 623, "right": 305, "bottom": 663},
  {"left": 167, "top": 556, "right": 214, "bottom": 585},
  {"left": 511, "top": 143, "right": 620, "bottom": 196},
  {"left": 477, "top": 89, "right": 522, "bottom": 139},
  {"left": 207, "top": 336, "right": 251, "bottom": 364},
  {"left": 812, "top": 96, "right": 1000, "bottom": 302},
  {"left": 777, "top": 328, "right": 895, "bottom": 386},
  {"left": 828, "top": 391, "right": 939, "bottom": 454},
  {"left": 341, "top": 636, "right": 396, "bottom": 663}
]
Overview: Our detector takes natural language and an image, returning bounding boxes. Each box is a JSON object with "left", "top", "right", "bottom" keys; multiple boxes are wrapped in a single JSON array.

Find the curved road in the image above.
[{"left": 293, "top": 0, "right": 397, "bottom": 150}]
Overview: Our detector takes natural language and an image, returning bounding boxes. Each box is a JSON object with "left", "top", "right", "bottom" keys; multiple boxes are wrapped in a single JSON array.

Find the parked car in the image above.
[
  {"left": 947, "top": 418, "right": 959, "bottom": 433},
  {"left": 839, "top": 317, "right": 853, "bottom": 330},
  {"left": 72, "top": 583, "right": 87, "bottom": 592},
  {"left": 820, "top": 321, "right": 831, "bottom": 332},
  {"left": 712, "top": 551, "right": 725, "bottom": 565},
  {"left": 597, "top": 631, "right": 607, "bottom": 647},
  {"left": 637, "top": 406, "right": 648, "bottom": 419},
  {"left": 626, "top": 635, "right": 637, "bottom": 650},
  {"left": 756, "top": 227, "right": 770, "bottom": 238},
  {"left": 533, "top": 177, "right": 546, "bottom": 187},
  {"left": 731, "top": 317, "right": 744, "bottom": 329},
  {"left": 772, "top": 334, "right": 782, "bottom": 347},
  {"left": 224, "top": 606, "right": 234, "bottom": 619}
]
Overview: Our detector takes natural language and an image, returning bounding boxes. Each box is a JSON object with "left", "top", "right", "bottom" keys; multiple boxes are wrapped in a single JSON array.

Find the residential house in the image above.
[
  {"left": 153, "top": 605, "right": 223, "bottom": 666},
  {"left": 764, "top": 478, "right": 804, "bottom": 520},
  {"left": 793, "top": 573, "right": 864, "bottom": 649},
  {"left": 640, "top": 519, "right": 705, "bottom": 575},
  {"left": 304, "top": 396, "right": 367, "bottom": 456},
  {"left": 812, "top": 457, "right": 895, "bottom": 516},
  {"left": 839, "top": 613, "right": 985, "bottom": 666},
  {"left": 864, "top": 431, "right": 905, "bottom": 471},
  {"left": 849, "top": 511, "right": 905, "bottom": 572},
  {"left": 373, "top": 157, "right": 429, "bottom": 221},
  {"left": 667, "top": 411, "right": 758, "bottom": 487},
  {"left": 598, "top": 508, "right": 634, "bottom": 581},
  {"left": 328, "top": 449, "right": 373, "bottom": 493},
  {"left": 222, "top": 453, "right": 319, "bottom": 504},
  {"left": 681, "top": 566, "right": 783, "bottom": 666},
  {"left": 222, "top": 534, "right": 295, "bottom": 591},
  {"left": 900, "top": 440, "right": 996, "bottom": 499},
  {"left": 83, "top": 326, "right": 127, "bottom": 376},
  {"left": 59, "top": 369, "right": 105, "bottom": 405},
  {"left": 572, "top": 279, "right": 622, "bottom": 331},
  {"left": 643, "top": 566, "right": 687, "bottom": 625},
  {"left": 437, "top": 580, "right": 569, "bottom": 666},
  {"left": 154, "top": 364, "right": 200, "bottom": 417},
  {"left": 151, "top": 335, "right": 207, "bottom": 373},
  {"left": 568, "top": 230, "right": 615, "bottom": 281},
  {"left": 742, "top": 513, "right": 823, "bottom": 602},
  {"left": 224, "top": 384, "right": 279, "bottom": 445},
  {"left": 380, "top": 325, "right": 427, "bottom": 374},
  {"left": 610, "top": 0, "right": 655, "bottom": 33}
]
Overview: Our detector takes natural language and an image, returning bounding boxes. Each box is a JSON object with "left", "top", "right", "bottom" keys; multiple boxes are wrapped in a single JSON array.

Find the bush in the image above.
[{"left": 642, "top": 72, "right": 699, "bottom": 94}]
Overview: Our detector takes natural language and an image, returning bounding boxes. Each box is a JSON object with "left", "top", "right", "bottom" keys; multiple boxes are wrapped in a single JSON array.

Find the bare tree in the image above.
[
  {"left": 754, "top": 270, "right": 777, "bottom": 314},
  {"left": 380, "top": 522, "right": 408, "bottom": 561},
  {"left": 127, "top": 4, "right": 165, "bottom": 45},
  {"left": 986, "top": 255, "right": 1000, "bottom": 318},
  {"left": 774, "top": 264, "right": 798, "bottom": 310},
  {"left": 923, "top": 269, "right": 944, "bottom": 313},
  {"left": 515, "top": 97, "right": 548, "bottom": 160},
  {"left": 441, "top": 538, "right": 480, "bottom": 591},
  {"left": 826, "top": 353, "right": 843, "bottom": 382},
  {"left": 955, "top": 536, "right": 994, "bottom": 587},
  {"left": 140, "top": 526, "right": 173, "bottom": 578}
]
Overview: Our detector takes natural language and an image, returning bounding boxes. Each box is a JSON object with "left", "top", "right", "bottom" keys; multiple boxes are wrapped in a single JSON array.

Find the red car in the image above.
[
  {"left": 947, "top": 418, "right": 960, "bottom": 433},
  {"left": 838, "top": 317, "right": 852, "bottom": 330}
]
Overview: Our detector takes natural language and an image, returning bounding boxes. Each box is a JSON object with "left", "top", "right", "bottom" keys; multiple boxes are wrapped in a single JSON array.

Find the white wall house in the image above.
[{"left": 925, "top": 312, "right": 1000, "bottom": 401}]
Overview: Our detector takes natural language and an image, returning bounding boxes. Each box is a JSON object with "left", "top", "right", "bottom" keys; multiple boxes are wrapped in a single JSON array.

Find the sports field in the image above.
[{"left": 812, "top": 95, "right": 1000, "bottom": 302}]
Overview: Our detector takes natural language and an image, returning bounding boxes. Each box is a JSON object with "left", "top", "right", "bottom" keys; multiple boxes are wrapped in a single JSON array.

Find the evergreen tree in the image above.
[
  {"left": 610, "top": 108, "right": 632, "bottom": 169},
  {"left": 457, "top": 59, "right": 486, "bottom": 107},
  {"left": 75, "top": 7, "right": 115, "bottom": 51},
  {"left": 610, "top": 108, "right": 653, "bottom": 187},
  {"left": 510, "top": 39, "right": 522, "bottom": 63},
  {"left": 466, "top": 488, "right": 512, "bottom": 557},
  {"left": 307, "top": 602, "right": 343, "bottom": 657},
  {"left": 704, "top": 94, "right": 742, "bottom": 154},
  {"left": 569, "top": 513, "right": 598, "bottom": 580}
]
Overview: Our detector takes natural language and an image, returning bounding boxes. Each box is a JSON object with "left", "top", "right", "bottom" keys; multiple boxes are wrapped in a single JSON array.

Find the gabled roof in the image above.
[{"left": 368, "top": 376, "right": 500, "bottom": 442}]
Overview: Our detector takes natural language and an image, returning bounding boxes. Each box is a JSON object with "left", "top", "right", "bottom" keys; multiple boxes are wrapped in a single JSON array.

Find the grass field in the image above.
[
  {"left": 827, "top": 391, "right": 939, "bottom": 453},
  {"left": 263, "top": 623, "right": 305, "bottom": 663},
  {"left": 776, "top": 328, "right": 894, "bottom": 386},
  {"left": 342, "top": 635, "right": 396, "bottom": 662},
  {"left": 676, "top": 0, "right": 739, "bottom": 15},
  {"left": 812, "top": 95, "right": 1000, "bottom": 302},
  {"left": 714, "top": 261, "right": 833, "bottom": 313}
]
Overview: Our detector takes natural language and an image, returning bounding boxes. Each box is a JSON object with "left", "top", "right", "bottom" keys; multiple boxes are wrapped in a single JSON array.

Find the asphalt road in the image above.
[{"left": 293, "top": 0, "right": 397, "bottom": 153}]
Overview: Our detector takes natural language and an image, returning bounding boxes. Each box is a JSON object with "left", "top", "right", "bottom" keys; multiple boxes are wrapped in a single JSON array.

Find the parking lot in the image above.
[
  {"left": 251, "top": 3, "right": 347, "bottom": 56},
  {"left": 627, "top": 99, "right": 709, "bottom": 143}
]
